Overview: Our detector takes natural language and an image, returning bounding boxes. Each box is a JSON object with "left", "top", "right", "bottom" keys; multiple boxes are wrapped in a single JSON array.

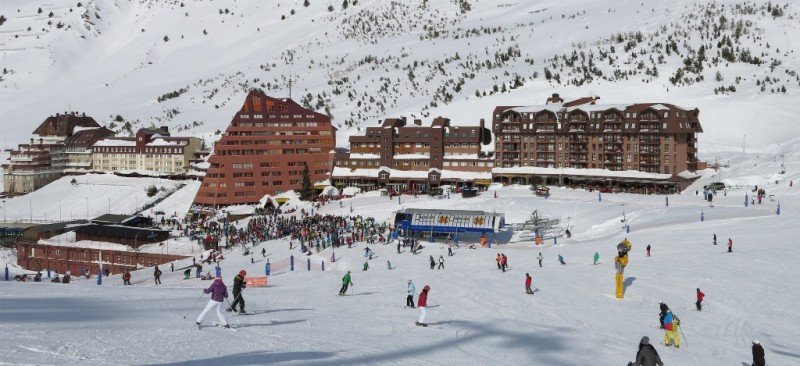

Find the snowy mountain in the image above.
[{"left": 1, "top": 0, "right": 799, "bottom": 151}]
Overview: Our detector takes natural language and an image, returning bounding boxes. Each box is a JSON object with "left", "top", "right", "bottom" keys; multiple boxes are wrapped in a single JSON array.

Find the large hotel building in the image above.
[
  {"left": 193, "top": 90, "right": 337, "bottom": 207},
  {"left": 493, "top": 93, "right": 702, "bottom": 175},
  {"left": 332, "top": 116, "right": 493, "bottom": 191}
]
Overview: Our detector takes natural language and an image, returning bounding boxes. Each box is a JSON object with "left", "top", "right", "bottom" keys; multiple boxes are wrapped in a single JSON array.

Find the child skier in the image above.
[
  {"left": 407, "top": 280, "right": 416, "bottom": 308},
  {"left": 154, "top": 265, "right": 162, "bottom": 285},
  {"left": 525, "top": 273, "right": 533, "bottom": 294},
  {"left": 429, "top": 256, "right": 436, "bottom": 270},
  {"left": 696, "top": 288, "right": 705, "bottom": 311},
  {"left": 183, "top": 268, "right": 191, "bottom": 280},
  {"left": 537, "top": 252, "right": 543, "bottom": 267},
  {"left": 630, "top": 336, "right": 663, "bottom": 366},
  {"left": 196, "top": 276, "right": 229, "bottom": 329},
  {"left": 123, "top": 271, "right": 132, "bottom": 285},
  {"left": 438, "top": 255, "right": 444, "bottom": 269},
  {"left": 227, "top": 270, "right": 246, "bottom": 314},
  {"left": 646, "top": 244, "right": 651, "bottom": 257},
  {"left": 363, "top": 261, "right": 369, "bottom": 271},
  {"left": 727, "top": 238, "right": 733, "bottom": 252},
  {"left": 416, "top": 285, "right": 430, "bottom": 327},
  {"left": 593, "top": 252, "right": 600, "bottom": 265},
  {"left": 339, "top": 271, "right": 353, "bottom": 295}
]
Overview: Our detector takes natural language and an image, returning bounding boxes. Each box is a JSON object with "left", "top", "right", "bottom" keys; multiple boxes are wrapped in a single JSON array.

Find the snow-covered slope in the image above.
[
  {"left": 2, "top": 137, "right": 799, "bottom": 365},
  {"left": 1, "top": 0, "right": 799, "bottom": 150}
]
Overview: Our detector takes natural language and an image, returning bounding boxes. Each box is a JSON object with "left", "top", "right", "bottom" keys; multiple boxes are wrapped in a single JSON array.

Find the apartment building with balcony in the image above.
[
  {"left": 2, "top": 112, "right": 113, "bottom": 196},
  {"left": 332, "top": 116, "right": 493, "bottom": 191},
  {"left": 193, "top": 90, "right": 337, "bottom": 207},
  {"left": 492, "top": 93, "right": 702, "bottom": 189},
  {"left": 90, "top": 127, "right": 201, "bottom": 174}
]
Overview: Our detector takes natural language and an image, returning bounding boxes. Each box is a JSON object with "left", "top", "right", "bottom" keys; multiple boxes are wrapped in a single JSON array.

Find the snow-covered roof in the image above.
[
  {"left": 332, "top": 167, "right": 491, "bottom": 181},
  {"left": 509, "top": 104, "right": 563, "bottom": 114},
  {"left": 94, "top": 139, "right": 136, "bottom": 147},
  {"left": 349, "top": 153, "right": 381, "bottom": 159},
  {"left": 394, "top": 153, "right": 431, "bottom": 159},
  {"left": 320, "top": 186, "right": 340, "bottom": 196},
  {"left": 72, "top": 126, "right": 101, "bottom": 134},
  {"left": 567, "top": 103, "right": 629, "bottom": 112},
  {"left": 492, "top": 167, "right": 672, "bottom": 180},
  {"left": 148, "top": 138, "right": 186, "bottom": 146}
]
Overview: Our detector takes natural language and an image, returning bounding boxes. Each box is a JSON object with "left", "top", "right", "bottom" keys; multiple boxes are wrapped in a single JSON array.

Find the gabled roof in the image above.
[{"left": 33, "top": 113, "right": 101, "bottom": 137}]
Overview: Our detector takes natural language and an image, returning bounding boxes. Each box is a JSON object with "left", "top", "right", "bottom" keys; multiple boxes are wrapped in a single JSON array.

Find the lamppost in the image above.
[{"left": 2, "top": 199, "right": 6, "bottom": 222}]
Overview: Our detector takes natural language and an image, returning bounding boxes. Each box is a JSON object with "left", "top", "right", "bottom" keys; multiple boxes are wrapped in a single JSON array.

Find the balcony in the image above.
[{"left": 640, "top": 149, "right": 660, "bottom": 155}]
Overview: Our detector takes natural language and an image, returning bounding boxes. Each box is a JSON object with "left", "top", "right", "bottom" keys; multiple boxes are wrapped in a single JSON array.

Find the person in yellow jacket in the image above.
[{"left": 662, "top": 310, "right": 681, "bottom": 348}]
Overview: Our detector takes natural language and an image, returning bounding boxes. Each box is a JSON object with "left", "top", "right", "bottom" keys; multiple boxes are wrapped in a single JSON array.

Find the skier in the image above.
[
  {"left": 662, "top": 309, "right": 681, "bottom": 348},
  {"left": 500, "top": 254, "right": 508, "bottom": 272},
  {"left": 525, "top": 273, "right": 533, "bottom": 294},
  {"left": 123, "top": 271, "right": 132, "bottom": 285},
  {"left": 537, "top": 252, "right": 543, "bottom": 267},
  {"left": 407, "top": 280, "right": 416, "bottom": 308},
  {"left": 448, "top": 247, "right": 453, "bottom": 257},
  {"left": 154, "top": 265, "right": 162, "bottom": 285},
  {"left": 752, "top": 339, "right": 766, "bottom": 366},
  {"left": 397, "top": 241, "right": 401, "bottom": 254},
  {"left": 387, "top": 260, "right": 393, "bottom": 270},
  {"left": 438, "top": 255, "right": 444, "bottom": 269},
  {"left": 658, "top": 301, "right": 669, "bottom": 328},
  {"left": 227, "top": 270, "right": 246, "bottom": 314},
  {"left": 183, "top": 268, "right": 191, "bottom": 280},
  {"left": 429, "top": 255, "right": 436, "bottom": 270},
  {"left": 262, "top": 247, "right": 266, "bottom": 258},
  {"left": 629, "top": 336, "right": 663, "bottom": 366},
  {"left": 363, "top": 261, "right": 369, "bottom": 271},
  {"left": 593, "top": 252, "right": 600, "bottom": 265},
  {"left": 415, "top": 285, "right": 430, "bottom": 327},
  {"left": 696, "top": 288, "right": 705, "bottom": 311},
  {"left": 713, "top": 233, "right": 717, "bottom": 245},
  {"left": 496, "top": 253, "right": 502, "bottom": 270},
  {"left": 558, "top": 254, "right": 566, "bottom": 265},
  {"left": 339, "top": 271, "right": 353, "bottom": 295},
  {"left": 196, "top": 276, "right": 230, "bottom": 329},
  {"left": 727, "top": 238, "right": 733, "bottom": 253}
]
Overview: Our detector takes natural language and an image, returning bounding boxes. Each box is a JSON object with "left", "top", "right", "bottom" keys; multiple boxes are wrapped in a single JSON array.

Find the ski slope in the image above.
[{"left": 2, "top": 141, "right": 799, "bottom": 365}]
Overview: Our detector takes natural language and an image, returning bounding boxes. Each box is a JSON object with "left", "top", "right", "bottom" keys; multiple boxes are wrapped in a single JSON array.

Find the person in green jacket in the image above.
[
  {"left": 593, "top": 252, "right": 600, "bottom": 265},
  {"left": 363, "top": 261, "right": 369, "bottom": 271},
  {"left": 339, "top": 271, "right": 353, "bottom": 295}
]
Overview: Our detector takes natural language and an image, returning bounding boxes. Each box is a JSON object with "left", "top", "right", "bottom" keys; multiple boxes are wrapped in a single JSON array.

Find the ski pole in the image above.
[
  {"left": 225, "top": 297, "right": 243, "bottom": 327},
  {"left": 679, "top": 325, "right": 688, "bottom": 347},
  {"left": 183, "top": 292, "right": 206, "bottom": 319}
]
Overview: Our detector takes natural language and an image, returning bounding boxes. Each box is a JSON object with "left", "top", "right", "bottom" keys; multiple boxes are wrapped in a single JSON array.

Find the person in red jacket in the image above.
[
  {"left": 416, "top": 285, "right": 430, "bottom": 327},
  {"left": 525, "top": 273, "right": 533, "bottom": 294},
  {"left": 696, "top": 288, "right": 705, "bottom": 311},
  {"left": 727, "top": 238, "right": 733, "bottom": 253}
]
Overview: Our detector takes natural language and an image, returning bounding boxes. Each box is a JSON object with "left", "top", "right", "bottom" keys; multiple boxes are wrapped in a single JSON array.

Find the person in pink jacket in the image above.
[{"left": 196, "top": 276, "right": 229, "bottom": 329}]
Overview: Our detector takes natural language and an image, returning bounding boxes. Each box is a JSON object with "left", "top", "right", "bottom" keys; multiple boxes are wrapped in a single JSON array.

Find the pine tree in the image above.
[
  {"left": 303, "top": 0, "right": 310, "bottom": 7},
  {"left": 300, "top": 163, "right": 314, "bottom": 201},
  {"left": 342, "top": 0, "right": 349, "bottom": 10}
]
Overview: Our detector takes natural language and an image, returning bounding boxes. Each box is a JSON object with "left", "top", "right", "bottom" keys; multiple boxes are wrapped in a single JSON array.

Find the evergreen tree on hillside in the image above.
[{"left": 300, "top": 163, "right": 314, "bottom": 201}]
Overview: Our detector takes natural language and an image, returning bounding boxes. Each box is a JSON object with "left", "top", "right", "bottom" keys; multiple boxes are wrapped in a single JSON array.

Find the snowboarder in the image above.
[
  {"left": 525, "top": 273, "right": 533, "bottom": 294},
  {"left": 154, "top": 265, "right": 162, "bottom": 285},
  {"left": 713, "top": 233, "right": 717, "bottom": 245},
  {"left": 646, "top": 244, "right": 651, "bottom": 257},
  {"left": 123, "top": 271, "right": 132, "bottom": 285},
  {"left": 558, "top": 254, "right": 566, "bottom": 265},
  {"left": 537, "top": 252, "right": 543, "bottom": 267},
  {"left": 662, "top": 310, "right": 681, "bottom": 348},
  {"left": 363, "top": 261, "right": 369, "bottom": 271},
  {"left": 339, "top": 271, "right": 353, "bottom": 295},
  {"left": 696, "top": 288, "right": 705, "bottom": 311},
  {"left": 727, "top": 238, "right": 733, "bottom": 252},
  {"left": 227, "top": 270, "right": 247, "bottom": 314},
  {"left": 593, "top": 252, "right": 600, "bottom": 265},
  {"left": 415, "top": 285, "right": 430, "bottom": 326},
  {"left": 196, "top": 276, "right": 229, "bottom": 329},
  {"left": 438, "top": 255, "right": 444, "bottom": 269},
  {"left": 629, "top": 336, "right": 663, "bottom": 366},
  {"left": 407, "top": 280, "right": 416, "bottom": 308},
  {"left": 429, "top": 255, "right": 436, "bottom": 270},
  {"left": 752, "top": 339, "right": 766, "bottom": 366},
  {"left": 658, "top": 302, "right": 669, "bottom": 328}
]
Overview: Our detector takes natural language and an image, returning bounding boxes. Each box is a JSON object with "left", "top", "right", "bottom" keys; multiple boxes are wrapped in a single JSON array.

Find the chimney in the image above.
[
  {"left": 56, "top": 113, "right": 60, "bottom": 117},
  {"left": 30, "top": 138, "right": 34, "bottom": 145},
  {"left": 413, "top": 119, "right": 422, "bottom": 126},
  {"left": 83, "top": 112, "right": 86, "bottom": 117}
]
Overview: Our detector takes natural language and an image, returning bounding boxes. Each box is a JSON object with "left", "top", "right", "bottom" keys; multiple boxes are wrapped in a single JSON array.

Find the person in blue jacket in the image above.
[
  {"left": 558, "top": 254, "right": 566, "bottom": 265},
  {"left": 406, "top": 280, "right": 416, "bottom": 308}
]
